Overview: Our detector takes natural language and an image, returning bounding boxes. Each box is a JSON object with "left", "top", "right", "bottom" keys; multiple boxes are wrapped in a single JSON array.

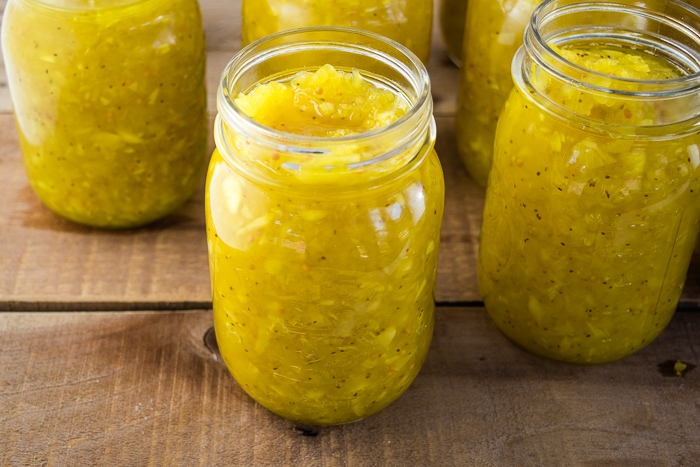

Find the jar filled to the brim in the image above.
[
  {"left": 1, "top": 0, "right": 208, "bottom": 228},
  {"left": 207, "top": 28, "right": 444, "bottom": 425},
  {"left": 479, "top": 0, "right": 700, "bottom": 364}
]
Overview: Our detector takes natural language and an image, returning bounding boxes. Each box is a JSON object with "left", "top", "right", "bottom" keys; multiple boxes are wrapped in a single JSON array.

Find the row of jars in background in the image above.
[{"left": 4, "top": 0, "right": 700, "bottom": 426}]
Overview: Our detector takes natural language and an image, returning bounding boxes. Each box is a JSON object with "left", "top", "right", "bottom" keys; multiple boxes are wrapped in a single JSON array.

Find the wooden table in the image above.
[{"left": 1, "top": 1, "right": 698, "bottom": 465}]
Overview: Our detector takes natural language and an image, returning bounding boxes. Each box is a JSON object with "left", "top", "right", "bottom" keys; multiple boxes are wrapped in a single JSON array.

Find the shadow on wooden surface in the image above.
[{"left": 1, "top": 308, "right": 697, "bottom": 465}]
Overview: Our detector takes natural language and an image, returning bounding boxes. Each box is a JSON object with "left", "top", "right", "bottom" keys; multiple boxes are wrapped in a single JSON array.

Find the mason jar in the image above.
[
  {"left": 455, "top": 0, "right": 543, "bottom": 187},
  {"left": 479, "top": 0, "right": 700, "bottom": 364},
  {"left": 241, "top": 0, "right": 433, "bottom": 64},
  {"left": 1, "top": 0, "right": 208, "bottom": 228},
  {"left": 439, "top": 0, "right": 468, "bottom": 67},
  {"left": 206, "top": 28, "right": 444, "bottom": 425}
]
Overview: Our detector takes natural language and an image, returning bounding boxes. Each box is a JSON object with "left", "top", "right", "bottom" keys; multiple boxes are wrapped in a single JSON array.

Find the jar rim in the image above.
[
  {"left": 216, "top": 26, "right": 432, "bottom": 147},
  {"left": 213, "top": 26, "right": 436, "bottom": 187},
  {"left": 513, "top": 0, "right": 700, "bottom": 132},
  {"left": 525, "top": 0, "right": 700, "bottom": 96}
]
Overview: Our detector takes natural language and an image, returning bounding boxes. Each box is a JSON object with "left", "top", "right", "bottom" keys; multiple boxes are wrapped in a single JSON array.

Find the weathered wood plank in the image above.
[{"left": 0, "top": 308, "right": 697, "bottom": 465}]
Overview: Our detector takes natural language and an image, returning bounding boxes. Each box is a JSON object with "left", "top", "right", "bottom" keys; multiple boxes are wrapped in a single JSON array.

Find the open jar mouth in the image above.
[
  {"left": 516, "top": 0, "right": 700, "bottom": 131},
  {"left": 528, "top": 0, "right": 700, "bottom": 93},
  {"left": 215, "top": 26, "right": 435, "bottom": 183}
]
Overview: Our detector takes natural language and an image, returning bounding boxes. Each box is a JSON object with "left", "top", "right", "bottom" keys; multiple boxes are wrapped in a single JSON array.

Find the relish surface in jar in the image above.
[
  {"left": 241, "top": 0, "right": 433, "bottom": 64},
  {"left": 479, "top": 0, "right": 700, "bottom": 364},
  {"left": 207, "top": 29, "right": 444, "bottom": 425},
  {"left": 1, "top": 0, "right": 208, "bottom": 228}
]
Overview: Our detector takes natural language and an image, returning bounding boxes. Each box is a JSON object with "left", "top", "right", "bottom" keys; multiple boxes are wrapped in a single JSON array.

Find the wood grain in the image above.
[{"left": 1, "top": 308, "right": 698, "bottom": 465}]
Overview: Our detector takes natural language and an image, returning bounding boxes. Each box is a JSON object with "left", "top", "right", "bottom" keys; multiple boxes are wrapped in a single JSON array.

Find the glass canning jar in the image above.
[
  {"left": 1, "top": 0, "right": 208, "bottom": 228},
  {"left": 206, "top": 28, "right": 444, "bottom": 425},
  {"left": 479, "top": 0, "right": 700, "bottom": 364},
  {"left": 455, "top": 0, "right": 543, "bottom": 187},
  {"left": 439, "top": 0, "right": 468, "bottom": 67},
  {"left": 241, "top": 0, "right": 433, "bottom": 64}
]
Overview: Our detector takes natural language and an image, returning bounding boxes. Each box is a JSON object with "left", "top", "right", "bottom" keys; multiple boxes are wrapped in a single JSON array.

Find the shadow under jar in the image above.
[
  {"left": 206, "top": 28, "right": 444, "bottom": 425},
  {"left": 478, "top": 0, "right": 700, "bottom": 364},
  {"left": 1, "top": 0, "right": 208, "bottom": 228}
]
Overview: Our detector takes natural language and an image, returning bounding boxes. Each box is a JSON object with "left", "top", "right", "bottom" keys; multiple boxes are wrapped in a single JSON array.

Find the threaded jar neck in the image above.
[
  {"left": 515, "top": 0, "right": 700, "bottom": 132},
  {"left": 215, "top": 27, "right": 435, "bottom": 190}
]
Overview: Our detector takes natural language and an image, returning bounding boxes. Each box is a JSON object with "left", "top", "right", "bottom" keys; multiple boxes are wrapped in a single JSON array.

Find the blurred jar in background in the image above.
[
  {"left": 1, "top": 0, "right": 208, "bottom": 228},
  {"left": 241, "top": 0, "right": 433, "bottom": 64},
  {"left": 454, "top": 0, "right": 542, "bottom": 187},
  {"left": 439, "top": 0, "right": 468, "bottom": 66}
]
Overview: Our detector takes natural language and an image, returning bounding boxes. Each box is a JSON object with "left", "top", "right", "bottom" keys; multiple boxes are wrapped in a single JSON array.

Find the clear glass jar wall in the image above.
[
  {"left": 1, "top": 0, "right": 208, "bottom": 228},
  {"left": 478, "top": 0, "right": 700, "bottom": 364},
  {"left": 206, "top": 28, "right": 445, "bottom": 425},
  {"left": 241, "top": 0, "right": 433, "bottom": 64}
]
